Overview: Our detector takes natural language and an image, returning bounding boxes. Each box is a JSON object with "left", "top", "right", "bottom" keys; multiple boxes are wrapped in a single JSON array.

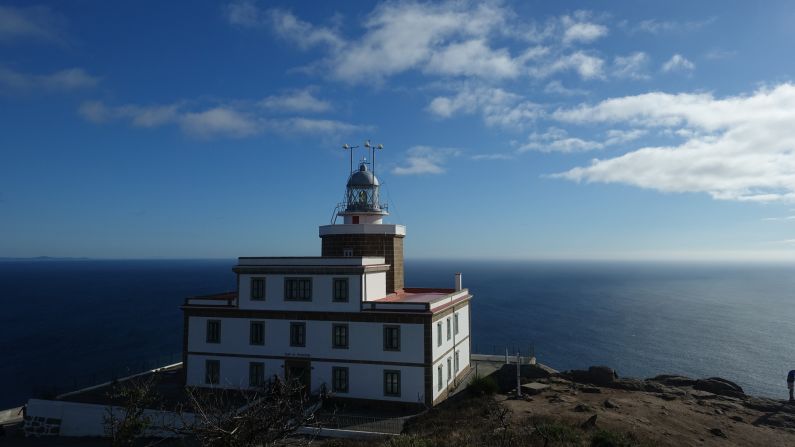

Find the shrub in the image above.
[
  {"left": 531, "top": 420, "right": 582, "bottom": 446},
  {"left": 383, "top": 435, "right": 433, "bottom": 447},
  {"left": 469, "top": 375, "right": 499, "bottom": 396},
  {"left": 590, "top": 429, "right": 640, "bottom": 447}
]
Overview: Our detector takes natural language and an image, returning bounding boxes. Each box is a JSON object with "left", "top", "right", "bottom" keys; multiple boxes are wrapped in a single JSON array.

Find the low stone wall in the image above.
[{"left": 23, "top": 414, "right": 61, "bottom": 437}]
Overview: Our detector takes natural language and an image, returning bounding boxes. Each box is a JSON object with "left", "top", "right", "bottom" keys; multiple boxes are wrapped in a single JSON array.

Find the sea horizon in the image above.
[{"left": 2, "top": 258, "right": 794, "bottom": 409}]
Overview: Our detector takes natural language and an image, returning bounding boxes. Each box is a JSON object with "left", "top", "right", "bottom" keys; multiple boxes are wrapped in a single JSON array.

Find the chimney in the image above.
[{"left": 455, "top": 272, "right": 463, "bottom": 291}]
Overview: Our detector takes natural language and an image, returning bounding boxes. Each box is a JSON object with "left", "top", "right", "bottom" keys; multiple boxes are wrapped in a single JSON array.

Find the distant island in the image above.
[{"left": 0, "top": 256, "right": 91, "bottom": 262}]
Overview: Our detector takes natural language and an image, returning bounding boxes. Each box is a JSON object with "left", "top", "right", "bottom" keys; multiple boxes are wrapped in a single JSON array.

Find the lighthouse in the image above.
[
  {"left": 320, "top": 160, "right": 405, "bottom": 294},
  {"left": 181, "top": 142, "right": 473, "bottom": 408}
]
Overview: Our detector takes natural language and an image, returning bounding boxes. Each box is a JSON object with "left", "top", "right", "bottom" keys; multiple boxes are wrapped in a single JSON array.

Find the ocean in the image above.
[{"left": 1, "top": 259, "right": 794, "bottom": 408}]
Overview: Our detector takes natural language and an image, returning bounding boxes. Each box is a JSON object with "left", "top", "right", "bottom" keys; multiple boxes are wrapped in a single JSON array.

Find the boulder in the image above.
[
  {"left": 694, "top": 378, "right": 745, "bottom": 398},
  {"left": 603, "top": 399, "right": 620, "bottom": 409},
  {"left": 574, "top": 403, "right": 592, "bottom": 412},
  {"left": 580, "top": 385, "right": 602, "bottom": 394},
  {"left": 587, "top": 366, "right": 618, "bottom": 385},
  {"left": 709, "top": 428, "right": 727, "bottom": 438},
  {"left": 559, "top": 366, "right": 617, "bottom": 386},
  {"left": 649, "top": 374, "right": 697, "bottom": 387},
  {"left": 521, "top": 382, "right": 550, "bottom": 396},
  {"left": 610, "top": 378, "right": 646, "bottom": 391}
]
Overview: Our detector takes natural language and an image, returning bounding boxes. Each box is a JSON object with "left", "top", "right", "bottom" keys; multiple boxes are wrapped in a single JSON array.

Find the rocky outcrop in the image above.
[
  {"left": 559, "top": 366, "right": 618, "bottom": 386},
  {"left": 693, "top": 377, "right": 745, "bottom": 398}
]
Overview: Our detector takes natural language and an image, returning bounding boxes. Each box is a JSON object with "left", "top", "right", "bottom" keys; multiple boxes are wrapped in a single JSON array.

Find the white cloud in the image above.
[
  {"left": 79, "top": 96, "right": 368, "bottom": 139},
  {"left": 259, "top": 89, "right": 331, "bottom": 113},
  {"left": 265, "top": 9, "right": 345, "bottom": 51},
  {"left": 0, "top": 67, "right": 99, "bottom": 92},
  {"left": 427, "top": 86, "right": 542, "bottom": 129},
  {"left": 78, "top": 101, "right": 179, "bottom": 127},
  {"left": 519, "top": 127, "right": 604, "bottom": 153},
  {"left": 613, "top": 52, "right": 650, "bottom": 80},
  {"left": 531, "top": 51, "right": 605, "bottom": 80},
  {"left": 424, "top": 39, "right": 521, "bottom": 79},
  {"left": 544, "top": 80, "right": 588, "bottom": 96},
  {"left": 631, "top": 18, "right": 715, "bottom": 35},
  {"left": 763, "top": 215, "right": 795, "bottom": 221},
  {"left": 662, "top": 54, "right": 695, "bottom": 73},
  {"left": 603, "top": 129, "right": 647, "bottom": 146},
  {"left": 180, "top": 107, "right": 260, "bottom": 138},
  {"left": 561, "top": 12, "right": 608, "bottom": 44},
  {"left": 0, "top": 5, "right": 62, "bottom": 43},
  {"left": 471, "top": 153, "right": 513, "bottom": 161},
  {"left": 392, "top": 146, "right": 458, "bottom": 175},
  {"left": 551, "top": 83, "right": 795, "bottom": 202}
]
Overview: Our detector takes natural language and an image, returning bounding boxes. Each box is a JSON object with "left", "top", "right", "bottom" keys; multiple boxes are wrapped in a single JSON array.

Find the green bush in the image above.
[
  {"left": 590, "top": 429, "right": 639, "bottom": 447},
  {"left": 383, "top": 435, "right": 433, "bottom": 447},
  {"left": 531, "top": 421, "right": 582, "bottom": 446},
  {"left": 468, "top": 375, "right": 499, "bottom": 396}
]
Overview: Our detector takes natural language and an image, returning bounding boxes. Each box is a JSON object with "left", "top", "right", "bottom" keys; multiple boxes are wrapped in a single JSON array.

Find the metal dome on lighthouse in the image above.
[{"left": 338, "top": 141, "right": 388, "bottom": 224}]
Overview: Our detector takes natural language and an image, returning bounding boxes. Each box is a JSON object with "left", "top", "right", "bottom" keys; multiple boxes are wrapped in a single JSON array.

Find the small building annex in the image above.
[{"left": 181, "top": 155, "right": 473, "bottom": 408}]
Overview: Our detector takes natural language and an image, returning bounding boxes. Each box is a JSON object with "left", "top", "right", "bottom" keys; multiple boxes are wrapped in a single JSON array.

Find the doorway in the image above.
[{"left": 285, "top": 359, "right": 311, "bottom": 392}]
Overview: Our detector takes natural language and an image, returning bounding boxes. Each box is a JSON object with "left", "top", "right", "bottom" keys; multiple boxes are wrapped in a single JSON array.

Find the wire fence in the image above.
[
  {"left": 472, "top": 342, "right": 535, "bottom": 359},
  {"left": 313, "top": 412, "right": 410, "bottom": 435}
]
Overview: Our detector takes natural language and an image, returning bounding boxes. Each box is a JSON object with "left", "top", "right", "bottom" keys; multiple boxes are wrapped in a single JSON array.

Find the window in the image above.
[
  {"left": 290, "top": 322, "right": 306, "bottom": 347},
  {"left": 446, "top": 318, "right": 451, "bottom": 341},
  {"left": 332, "top": 324, "right": 348, "bottom": 349},
  {"left": 437, "top": 366, "right": 443, "bottom": 391},
  {"left": 250, "top": 321, "right": 264, "bottom": 345},
  {"left": 447, "top": 358, "right": 451, "bottom": 382},
  {"left": 205, "top": 359, "right": 220, "bottom": 385},
  {"left": 455, "top": 351, "right": 460, "bottom": 373},
  {"left": 250, "top": 278, "right": 265, "bottom": 301},
  {"left": 206, "top": 320, "right": 221, "bottom": 343},
  {"left": 333, "top": 278, "right": 349, "bottom": 302},
  {"left": 332, "top": 367, "right": 349, "bottom": 393},
  {"left": 249, "top": 362, "right": 264, "bottom": 387},
  {"left": 437, "top": 323, "right": 442, "bottom": 347},
  {"left": 343, "top": 248, "right": 353, "bottom": 257},
  {"left": 454, "top": 313, "right": 459, "bottom": 335},
  {"left": 384, "top": 370, "right": 401, "bottom": 397},
  {"left": 383, "top": 325, "right": 401, "bottom": 351},
  {"left": 285, "top": 278, "right": 312, "bottom": 301}
]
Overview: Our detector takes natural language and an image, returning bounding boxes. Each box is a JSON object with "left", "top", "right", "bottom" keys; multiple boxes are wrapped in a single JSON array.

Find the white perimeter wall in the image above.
[{"left": 185, "top": 356, "right": 425, "bottom": 404}]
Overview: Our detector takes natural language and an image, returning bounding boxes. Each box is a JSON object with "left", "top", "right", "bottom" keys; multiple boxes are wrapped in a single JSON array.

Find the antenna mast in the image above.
[
  {"left": 342, "top": 143, "right": 359, "bottom": 174},
  {"left": 364, "top": 140, "right": 384, "bottom": 177}
]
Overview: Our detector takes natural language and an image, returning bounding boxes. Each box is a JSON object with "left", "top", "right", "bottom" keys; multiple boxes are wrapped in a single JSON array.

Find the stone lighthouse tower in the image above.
[{"left": 319, "top": 158, "right": 405, "bottom": 294}]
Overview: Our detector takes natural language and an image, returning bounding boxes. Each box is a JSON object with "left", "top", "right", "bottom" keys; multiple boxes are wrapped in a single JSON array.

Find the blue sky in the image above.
[{"left": 2, "top": 0, "right": 795, "bottom": 260}]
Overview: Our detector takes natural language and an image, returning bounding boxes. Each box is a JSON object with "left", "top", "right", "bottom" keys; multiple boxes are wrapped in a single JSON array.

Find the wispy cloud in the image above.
[
  {"left": 530, "top": 51, "right": 605, "bottom": 80},
  {"left": 628, "top": 18, "right": 716, "bottom": 35},
  {"left": 0, "top": 67, "right": 99, "bottom": 93},
  {"left": 79, "top": 90, "right": 368, "bottom": 139},
  {"left": 763, "top": 216, "right": 795, "bottom": 221},
  {"left": 392, "top": 146, "right": 459, "bottom": 175},
  {"left": 259, "top": 89, "right": 331, "bottom": 113},
  {"left": 613, "top": 52, "right": 650, "bottom": 80},
  {"left": 662, "top": 54, "right": 695, "bottom": 73},
  {"left": 427, "top": 85, "right": 543, "bottom": 129},
  {"left": 561, "top": 11, "right": 608, "bottom": 44},
  {"left": 471, "top": 153, "right": 513, "bottom": 161},
  {"left": 0, "top": 5, "right": 65, "bottom": 43},
  {"left": 551, "top": 83, "right": 795, "bottom": 202},
  {"left": 543, "top": 80, "right": 588, "bottom": 96}
]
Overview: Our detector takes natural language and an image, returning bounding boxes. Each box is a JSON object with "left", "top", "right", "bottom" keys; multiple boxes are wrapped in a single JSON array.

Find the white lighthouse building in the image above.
[{"left": 181, "top": 154, "right": 473, "bottom": 408}]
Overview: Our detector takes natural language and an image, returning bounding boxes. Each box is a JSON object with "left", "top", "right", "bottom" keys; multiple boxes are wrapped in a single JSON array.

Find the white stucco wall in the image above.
[
  {"left": 237, "top": 274, "right": 363, "bottom": 312},
  {"left": 362, "top": 272, "right": 386, "bottom": 301},
  {"left": 431, "top": 303, "right": 470, "bottom": 362},
  {"left": 188, "top": 317, "right": 425, "bottom": 364},
  {"left": 186, "top": 355, "right": 425, "bottom": 404}
]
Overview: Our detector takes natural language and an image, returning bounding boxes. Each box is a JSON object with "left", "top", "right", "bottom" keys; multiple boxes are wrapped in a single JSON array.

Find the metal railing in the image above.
[{"left": 312, "top": 412, "right": 409, "bottom": 435}]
